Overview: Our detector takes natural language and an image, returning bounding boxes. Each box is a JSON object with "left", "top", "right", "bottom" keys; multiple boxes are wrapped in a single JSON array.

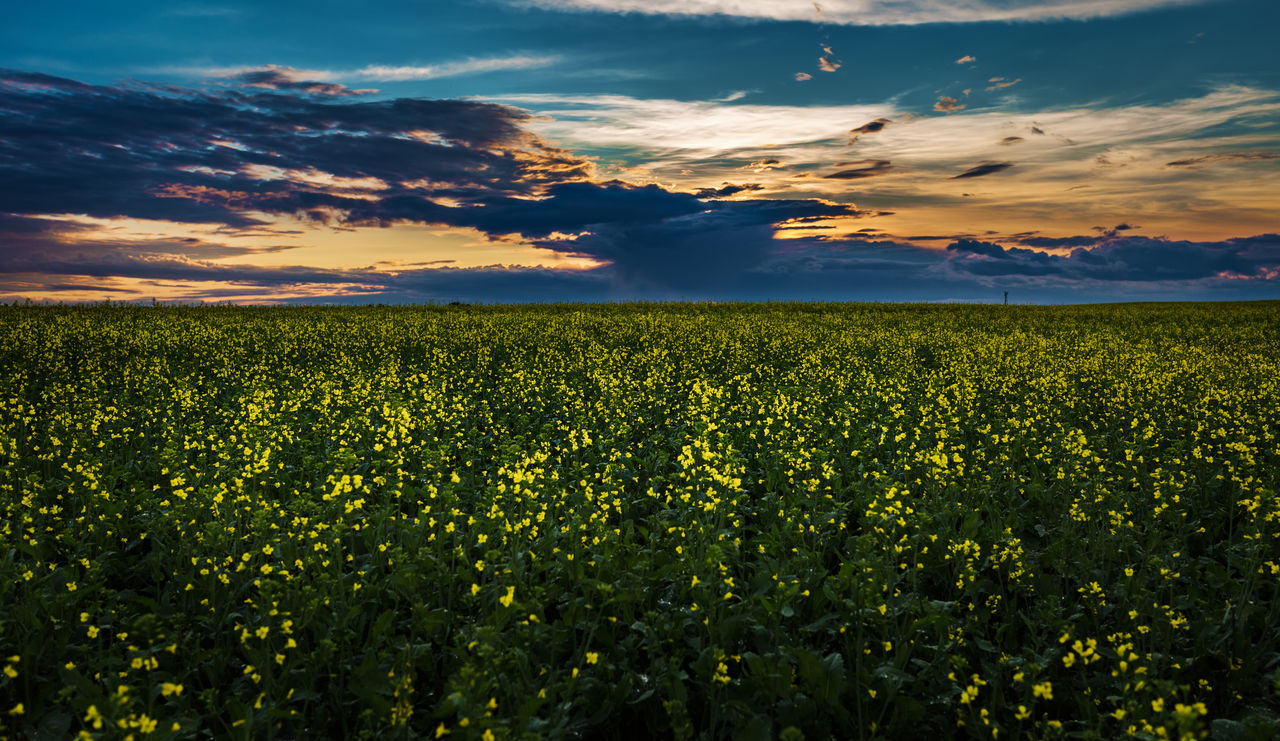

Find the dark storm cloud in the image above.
[
  {"left": 951, "top": 162, "right": 1014, "bottom": 179},
  {"left": 0, "top": 70, "right": 836, "bottom": 246},
  {"left": 0, "top": 67, "right": 586, "bottom": 227},
  {"left": 527, "top": 197, "right": 868, "bottom": 291},
  {"left": 823, "top": 160, "right": 894, "bottom": 180},
  {"left": 1018, "top": 235, "right": 1103, "bottom": 248},
  {"left": 8, "top": 225, "right": 1280, "bottom": 305},
  {"left": 1, "top": 68, "right": 896, "bottom": 297},
  {"left": 946, "top": 234, "right": 1280, "bottom": 282}
]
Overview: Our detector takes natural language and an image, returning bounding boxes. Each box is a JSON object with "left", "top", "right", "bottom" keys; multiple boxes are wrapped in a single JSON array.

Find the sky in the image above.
[{"left": 2, "top": 0, "right": 1278, "bottom": 304}]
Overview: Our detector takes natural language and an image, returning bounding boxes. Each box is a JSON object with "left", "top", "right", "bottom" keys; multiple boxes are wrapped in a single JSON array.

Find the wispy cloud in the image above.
[
  {"left": 986, "top": 77, "right": 1022, "bottom": 91},
  {"left": 823, "top": 160, "right": 894, "bottom": 179},
  {"left": 1166, "top": 152, "right": 1280, "bottom": 167},
  {"left": 951, "top": 162, "right": 1014, "bottom": 179},
  {"left": 187, "top": 56, "right": 560, "bottom": 85},
  {"left": 494, "top": 93, "right": 896, "bottom": 160},
  {"left": 506, "top": 0, "right": 1213, "bottom": 25},
  {"left": 351, "top": 56, "right": 560, "bottom": 81},
  {"left": 955, "top": 55, "right": 976, "bottom": 65}
]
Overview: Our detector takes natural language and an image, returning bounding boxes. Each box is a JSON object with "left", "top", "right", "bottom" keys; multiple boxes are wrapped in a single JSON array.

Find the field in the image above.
[{"left": 2, "top": 302, "right": 1279, "bottom": 740}]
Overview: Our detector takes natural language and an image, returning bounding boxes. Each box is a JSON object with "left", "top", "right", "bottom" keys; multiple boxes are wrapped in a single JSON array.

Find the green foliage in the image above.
[{"left": 1, "top": 302, "right": 1278, "bottom": 739}]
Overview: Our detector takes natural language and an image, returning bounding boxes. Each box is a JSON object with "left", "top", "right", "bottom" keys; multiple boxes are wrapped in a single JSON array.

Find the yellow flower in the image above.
[
  {"left": 8, "top": 703, "right": 24, "bottom": 716},
  {"left": 87, "top": 625, "right": 100, "bottom": 638},
  {"left": 586, "top": 652, "right": 599, "bottom": 665},
  {"left": 499, "top": 586, "right": 515, "bottom": 607},
  {"left": 435, "top": 723, "right": 450, "bottom": 738},
  {"left": 161, "top": 683, "right": 184, "bottom": 696}
]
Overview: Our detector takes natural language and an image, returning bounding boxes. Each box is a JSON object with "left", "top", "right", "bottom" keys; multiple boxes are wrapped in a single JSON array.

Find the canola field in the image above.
[{"left": 2, "top": 302, "right": 1279, "bottom": 740}]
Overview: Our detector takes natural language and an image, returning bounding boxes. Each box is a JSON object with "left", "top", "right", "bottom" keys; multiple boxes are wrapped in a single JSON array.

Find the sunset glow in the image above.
[{"left": 2, "top": 0, "right": 1277, "bottom": 302}]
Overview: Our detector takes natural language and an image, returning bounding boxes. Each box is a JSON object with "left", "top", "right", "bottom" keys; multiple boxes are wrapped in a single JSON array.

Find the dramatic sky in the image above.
[{"left": 2, "top": 0, "right": 1278, "bottom": 303}]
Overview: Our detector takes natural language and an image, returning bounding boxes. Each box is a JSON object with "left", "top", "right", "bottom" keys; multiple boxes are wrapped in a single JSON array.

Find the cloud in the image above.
[
  {"left": 2, "top": 68, "right": 898, "bottom": 300},
  {"left": 946, "top": 234, "right": 1280, "bottom": 283},
  {"left": 8, "top": 209, "right": 1279, "bottom": 303},
  {"left": 491, "top": 87, "right": 1280, "bottom": 246},
  {"left": 849, "top": 118, "right": 892, "bottom": 143},
  {"left": 823, "top": 159, "right": 894, "bottom": 179},
  {"left": 933, "top": 96, "right": 966, "bottom": 113},
  {"left": 0, "top": 67, "right": 593, "bottom": 229},
  {"left": 1165, "top": 152, "right": 1280, "bottom": 167},
  {"left": 223, "top": 65, "right": 375, "bottom": 96},
  {"left": 818, "top": 46, "right": 841, "bottom": 72},
  {"left": 955, "top": 55, "right": 976, "bottom": 65},
  {"left": 7, "top": 70, "right": 1280, "bottom": 304},
  {"left": 851, "top": 118, "right": 892, "bottom": 135},
  {"left": 493, "top": 93, "right": 896, "bottom": 160},
  {"left": 1000, "top": 136, "right": 1024, "bottom": 145},
  {"left": 951, "top": 162, "right": 1014, "bottom": 178},
  {"left": 197, "top": 56, "right": 559, "bottom": 85},
  {"left": 350, "top": 56, "right": 560, "bottom": 81},
  {"left": 694, "top": 183, "right": 764, "bottom": 197},
  {"left": 506, "top": 0, "right": 1212, "bottom": 25},
  {"left": 527, "top": 198, "right": 861, "bottom": 290},
  {"left": 745, "top": 158, "right": 783, "bottom": 171},
  {"left": 795, "top": 72, "right": 813, "bottom": 82},
  {"left": 0, "top": 214, "right": 302, "bottom": 264},
  {"left": 1018, "top": 235, "right": 1104, "bottom": 248},
  {"left": 986, "top": 78, "right": 1022, "bottom": 91}
]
